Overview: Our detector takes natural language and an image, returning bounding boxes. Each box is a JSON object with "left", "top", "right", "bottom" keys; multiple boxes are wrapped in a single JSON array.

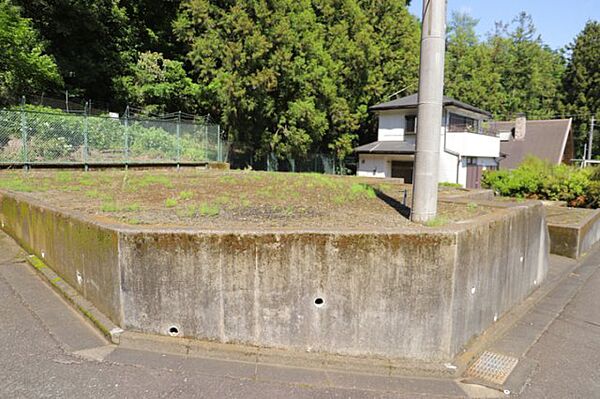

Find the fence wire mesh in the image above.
[{"left": 0, "top": 108, "right": 225, "bottom": 165}]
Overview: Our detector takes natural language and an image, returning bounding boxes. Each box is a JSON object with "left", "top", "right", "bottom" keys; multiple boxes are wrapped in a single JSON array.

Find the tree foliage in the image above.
[
  {"left": 562, "top": 21, "right": 600, "bottom": 156},
  {"left": 4, "top": 0, "right": 598, "bottom": 166},
  {"left": 445, "top": 12, "right": 564, "bottom": 120},
  {"left": 0, "top": 0, "right": 61, "bottom": 104},
  {"left": 114, "top": 51, "right": 200, "bottom": 115},
  {"left": 174, "top": 0, "right": 419, "bottom": 159},
  {"left": 12, "top": 0, "right": 132, "bottom": 100}
]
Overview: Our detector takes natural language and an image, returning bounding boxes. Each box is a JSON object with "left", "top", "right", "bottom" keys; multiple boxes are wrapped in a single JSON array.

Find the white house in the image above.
[{"left": 355, "top": 93, "right": 500, "bottom": 188}]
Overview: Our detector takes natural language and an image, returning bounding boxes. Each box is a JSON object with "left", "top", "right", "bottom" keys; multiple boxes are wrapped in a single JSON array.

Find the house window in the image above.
[
  {"left": 449, "top": 113, "right": 479, "bottom": 133},
  {"left": 405, "top": 115, "right": 416, "bottom": 133}
]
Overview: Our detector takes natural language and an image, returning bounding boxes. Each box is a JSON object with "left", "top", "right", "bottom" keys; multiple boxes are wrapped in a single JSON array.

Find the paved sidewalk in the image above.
[
  {"left": 2, "top": 228, "right": 600, "bottom": 398},
  {"left": 516, "top": 248, "right": 600, "bottom": 398}
]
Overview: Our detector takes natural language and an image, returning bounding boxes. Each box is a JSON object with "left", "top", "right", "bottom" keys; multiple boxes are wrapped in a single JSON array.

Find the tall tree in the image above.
[
  {"left": 444, "top": 11, "right": 504, "bottom": 114},
  {"left": 13, "top": 0, "right": 132, "bottom": 101},
  {"left": 562, "top": 21, "right": 600, "bottom": 157},
  {"left": 113, "top": 51, "right": 200, "bottom": 115},
  {"left": 174, "top": 0, "right": 419, "bottom": 160},
  {"left": 486, "top": 13, "right": 564, "bottom": 119},
  {"left": 0, "top": 0, "right": 61, "bottom": 104}
]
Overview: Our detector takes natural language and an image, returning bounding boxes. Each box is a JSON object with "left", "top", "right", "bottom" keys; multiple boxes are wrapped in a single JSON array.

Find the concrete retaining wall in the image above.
[
  {"left": 0, "top": 194, "right": 122, "bottom": 324},
  {"left": 0, "top": 191, "right": 548, "bottom": 362},
  {"left": 546, "top": 208, "right": 600, "bottom": 259}
]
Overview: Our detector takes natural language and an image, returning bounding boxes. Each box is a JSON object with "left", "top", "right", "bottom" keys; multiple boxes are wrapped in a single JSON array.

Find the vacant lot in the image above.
[{"left": 0, "top": 169, "right": 491, "bottom": 230}]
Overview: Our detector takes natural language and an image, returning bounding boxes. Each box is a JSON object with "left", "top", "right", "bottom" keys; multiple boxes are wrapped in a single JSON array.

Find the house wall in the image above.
[
  {"left": 357, "top": 154, "right": 388, "bottom": 178},
  {"left": 377, "top": 111, "right": 408, "bottom": 141},
  {"left": 446, "top": 132, "right": 500, "bottom": 158},
  {"left": 357, "top": 154, "right": 414, "bottom": 179}
]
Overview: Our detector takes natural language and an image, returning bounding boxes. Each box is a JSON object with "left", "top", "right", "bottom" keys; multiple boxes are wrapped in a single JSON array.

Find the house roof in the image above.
[
  {"left": 491, "top": 119, "right": 572, "bottom": 169},
  {"left": 354, "top": 141, "right": 415, "bottom": 154},
  {"left": 369, "top": 93, "right": 492, "bottom": 118}
]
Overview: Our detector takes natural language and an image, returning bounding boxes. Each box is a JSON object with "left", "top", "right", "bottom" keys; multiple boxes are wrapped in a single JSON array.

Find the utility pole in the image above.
[
  {"left": 588, "top": 116, "right": 596, "bottom": 161},
  {"left": 411, "top": 0, "right": 447, "bottom": 223}
]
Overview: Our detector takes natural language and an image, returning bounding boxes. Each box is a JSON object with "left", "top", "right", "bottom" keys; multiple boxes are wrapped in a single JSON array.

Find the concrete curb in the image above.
[
  {"left": 25, "top": 254, "right": 123, "bottom": 344},
  {"left": 117, "top": 330, "right": 453, "bottom": 378}
]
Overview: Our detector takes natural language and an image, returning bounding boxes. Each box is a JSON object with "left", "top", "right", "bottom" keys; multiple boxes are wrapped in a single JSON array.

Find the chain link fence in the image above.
[{"left": 0, "top": 108, "right": 225, "bottom": 166}]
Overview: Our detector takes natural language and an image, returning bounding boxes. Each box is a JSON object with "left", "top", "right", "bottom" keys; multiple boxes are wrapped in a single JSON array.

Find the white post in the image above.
[{"left": 411, "top": 0, "right": 447, "bottom": 223}]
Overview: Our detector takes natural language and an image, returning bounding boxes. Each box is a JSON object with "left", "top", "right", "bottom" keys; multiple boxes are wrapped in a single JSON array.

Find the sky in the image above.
[{"left": 408, "top": 0, "right": 600, "bottom": 50}]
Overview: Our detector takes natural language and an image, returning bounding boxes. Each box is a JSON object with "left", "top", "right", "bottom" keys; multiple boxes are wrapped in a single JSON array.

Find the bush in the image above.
[{"left": 482, "top": 156, "right": 594, "bottom": 207}]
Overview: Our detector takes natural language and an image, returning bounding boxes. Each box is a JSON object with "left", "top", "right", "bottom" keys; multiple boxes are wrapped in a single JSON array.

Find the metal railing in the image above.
[{"left": 0, "top": 107, "right": 226, "bottom": 167}]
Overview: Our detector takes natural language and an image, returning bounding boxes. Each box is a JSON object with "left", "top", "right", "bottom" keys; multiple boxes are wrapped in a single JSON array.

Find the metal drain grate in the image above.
[{"left": 465, "top": 351, "right": 519, "bottom": 386}]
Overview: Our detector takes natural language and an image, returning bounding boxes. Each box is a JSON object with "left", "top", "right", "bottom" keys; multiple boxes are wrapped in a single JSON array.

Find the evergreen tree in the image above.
[
  {"left": 12, "top": 0, "right": 132, "bottom": 100},
  {"left": 113, "top": 51, "right": 200, "bottom": 115},
  {"left": 486, "top": 13, "right": 564, "bottom": 119},
  {"left": 444, "top": 11, "right": 504, "bottom": 115},
  {"left": 562, "top": 21, "right": 600, "bottom": 157},
  {"left": 174, "top": 0, "right": 419, "bottom": 160},
  {"left": 0, "top": 0, "right": 61, "bottom": 104}
]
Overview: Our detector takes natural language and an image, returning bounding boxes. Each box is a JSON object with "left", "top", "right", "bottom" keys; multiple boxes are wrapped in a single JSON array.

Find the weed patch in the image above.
[{"left": 165, "top": 198, "right": 178, "bottom": 208}]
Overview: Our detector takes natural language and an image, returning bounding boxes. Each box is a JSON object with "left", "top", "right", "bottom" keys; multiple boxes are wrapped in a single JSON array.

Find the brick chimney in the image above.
[{"left": 514, "top": 114, "right": 527, "bottom": 140}]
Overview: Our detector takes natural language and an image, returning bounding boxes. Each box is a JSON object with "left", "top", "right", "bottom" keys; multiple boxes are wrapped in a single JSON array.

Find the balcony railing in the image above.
[{"left": 448, "top": 123, "right": 499, "bottom": 137}]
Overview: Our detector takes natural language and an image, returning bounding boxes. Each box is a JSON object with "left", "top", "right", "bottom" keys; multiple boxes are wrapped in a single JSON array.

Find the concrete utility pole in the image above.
[
  {"left": 588, "top": 116, "right": 596, "bottom": 161},
  {"left": 411, "top": 0, "right": 447, "bottom": 223}
]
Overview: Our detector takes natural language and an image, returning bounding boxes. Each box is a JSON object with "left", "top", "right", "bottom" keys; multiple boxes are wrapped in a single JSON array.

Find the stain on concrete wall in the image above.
[{"left": 0, "top": 193, "right": 122, "bottom": 324}]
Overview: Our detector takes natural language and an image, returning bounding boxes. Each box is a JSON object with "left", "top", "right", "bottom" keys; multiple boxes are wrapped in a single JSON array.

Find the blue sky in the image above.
[{"left": 409, "top": 0, "right": 600, "bottom": 50}]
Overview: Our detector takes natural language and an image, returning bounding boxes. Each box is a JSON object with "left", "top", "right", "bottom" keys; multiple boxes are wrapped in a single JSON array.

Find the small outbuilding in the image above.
[{"left": 354, "top": 93, "right": 500, "bottom": 188}]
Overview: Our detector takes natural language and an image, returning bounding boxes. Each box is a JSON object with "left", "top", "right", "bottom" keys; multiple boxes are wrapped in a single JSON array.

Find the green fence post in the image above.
[
  {"left": 217, "top": 124, "right": 221, "bottom": 162},
  {"left": 176, "top": 111, "right": 181, "bottom": 169},
  {"left": 204, "top": 123, "right": 208, "bottom": 162},
  {"left": 124, "top": 106, "right": 129, "bottom": 170},
  {"left": 20, "top": 96, "right": 28, "bottom": 170},
  {"left": 83, "top": 101, "right": 89, "bottom": 171}
]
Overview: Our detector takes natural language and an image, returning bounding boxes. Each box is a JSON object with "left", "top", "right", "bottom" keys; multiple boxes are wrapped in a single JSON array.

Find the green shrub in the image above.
[{"left": 482, "top": 156, "right": 593, "bottom": 206}]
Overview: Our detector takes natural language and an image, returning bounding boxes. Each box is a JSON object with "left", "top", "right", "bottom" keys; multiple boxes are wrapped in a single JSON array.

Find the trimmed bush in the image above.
[{"left": 482, "top": 156, "right": 594, "bottom": 207}]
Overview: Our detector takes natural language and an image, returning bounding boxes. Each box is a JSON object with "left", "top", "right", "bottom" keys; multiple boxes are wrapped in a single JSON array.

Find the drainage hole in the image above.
[
  {"left": 168, "top": 326, "right": 180, "bottom": 336},
  {"left": 314, "top": 297, "right": 324, "bottom": 307}
]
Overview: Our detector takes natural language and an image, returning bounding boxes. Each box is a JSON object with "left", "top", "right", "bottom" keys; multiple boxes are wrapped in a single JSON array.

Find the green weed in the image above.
[
  {"left": 122, "top": 203, "right": 140, "bottom": 212},
  {"left": 179, "top": 190, "right": 193, "bottom": 200},
  {"left": 198, "top": 202, "right": 220, "bottom": 216},
  {"left": 85, "top": 189, "right": 100, "bottom": 198},
  {"left": 131, "top": 174, "right": 173, "bottom": 189},
  {"left": 101, "top": 202, "right": 120, "bottom": 212},
  {"left": 423, "top": 216, "right": 448, "bottom": 227},
  {"left": 0, "top": 177, "right": 37, "bottom": 192},
  {"left": 349, "top": 183, "right": 377, "bottom": 199},
  {"left": 165, "top": 198, "right": 178, "bottom": 208},
  {"left": 467, "top": 202, "right": 478, "bottom": 211},
  {"left": 439, "top": 182, "right": 462, "bottom": 188},
  {"left": 56, "top": 171, "right": 74, "bottom": 183}
]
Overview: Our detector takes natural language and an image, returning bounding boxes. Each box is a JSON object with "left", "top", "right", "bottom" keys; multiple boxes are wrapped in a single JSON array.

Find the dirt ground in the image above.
[{"left": 0, "top": 168, "right": 493, "bottom": 230}]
